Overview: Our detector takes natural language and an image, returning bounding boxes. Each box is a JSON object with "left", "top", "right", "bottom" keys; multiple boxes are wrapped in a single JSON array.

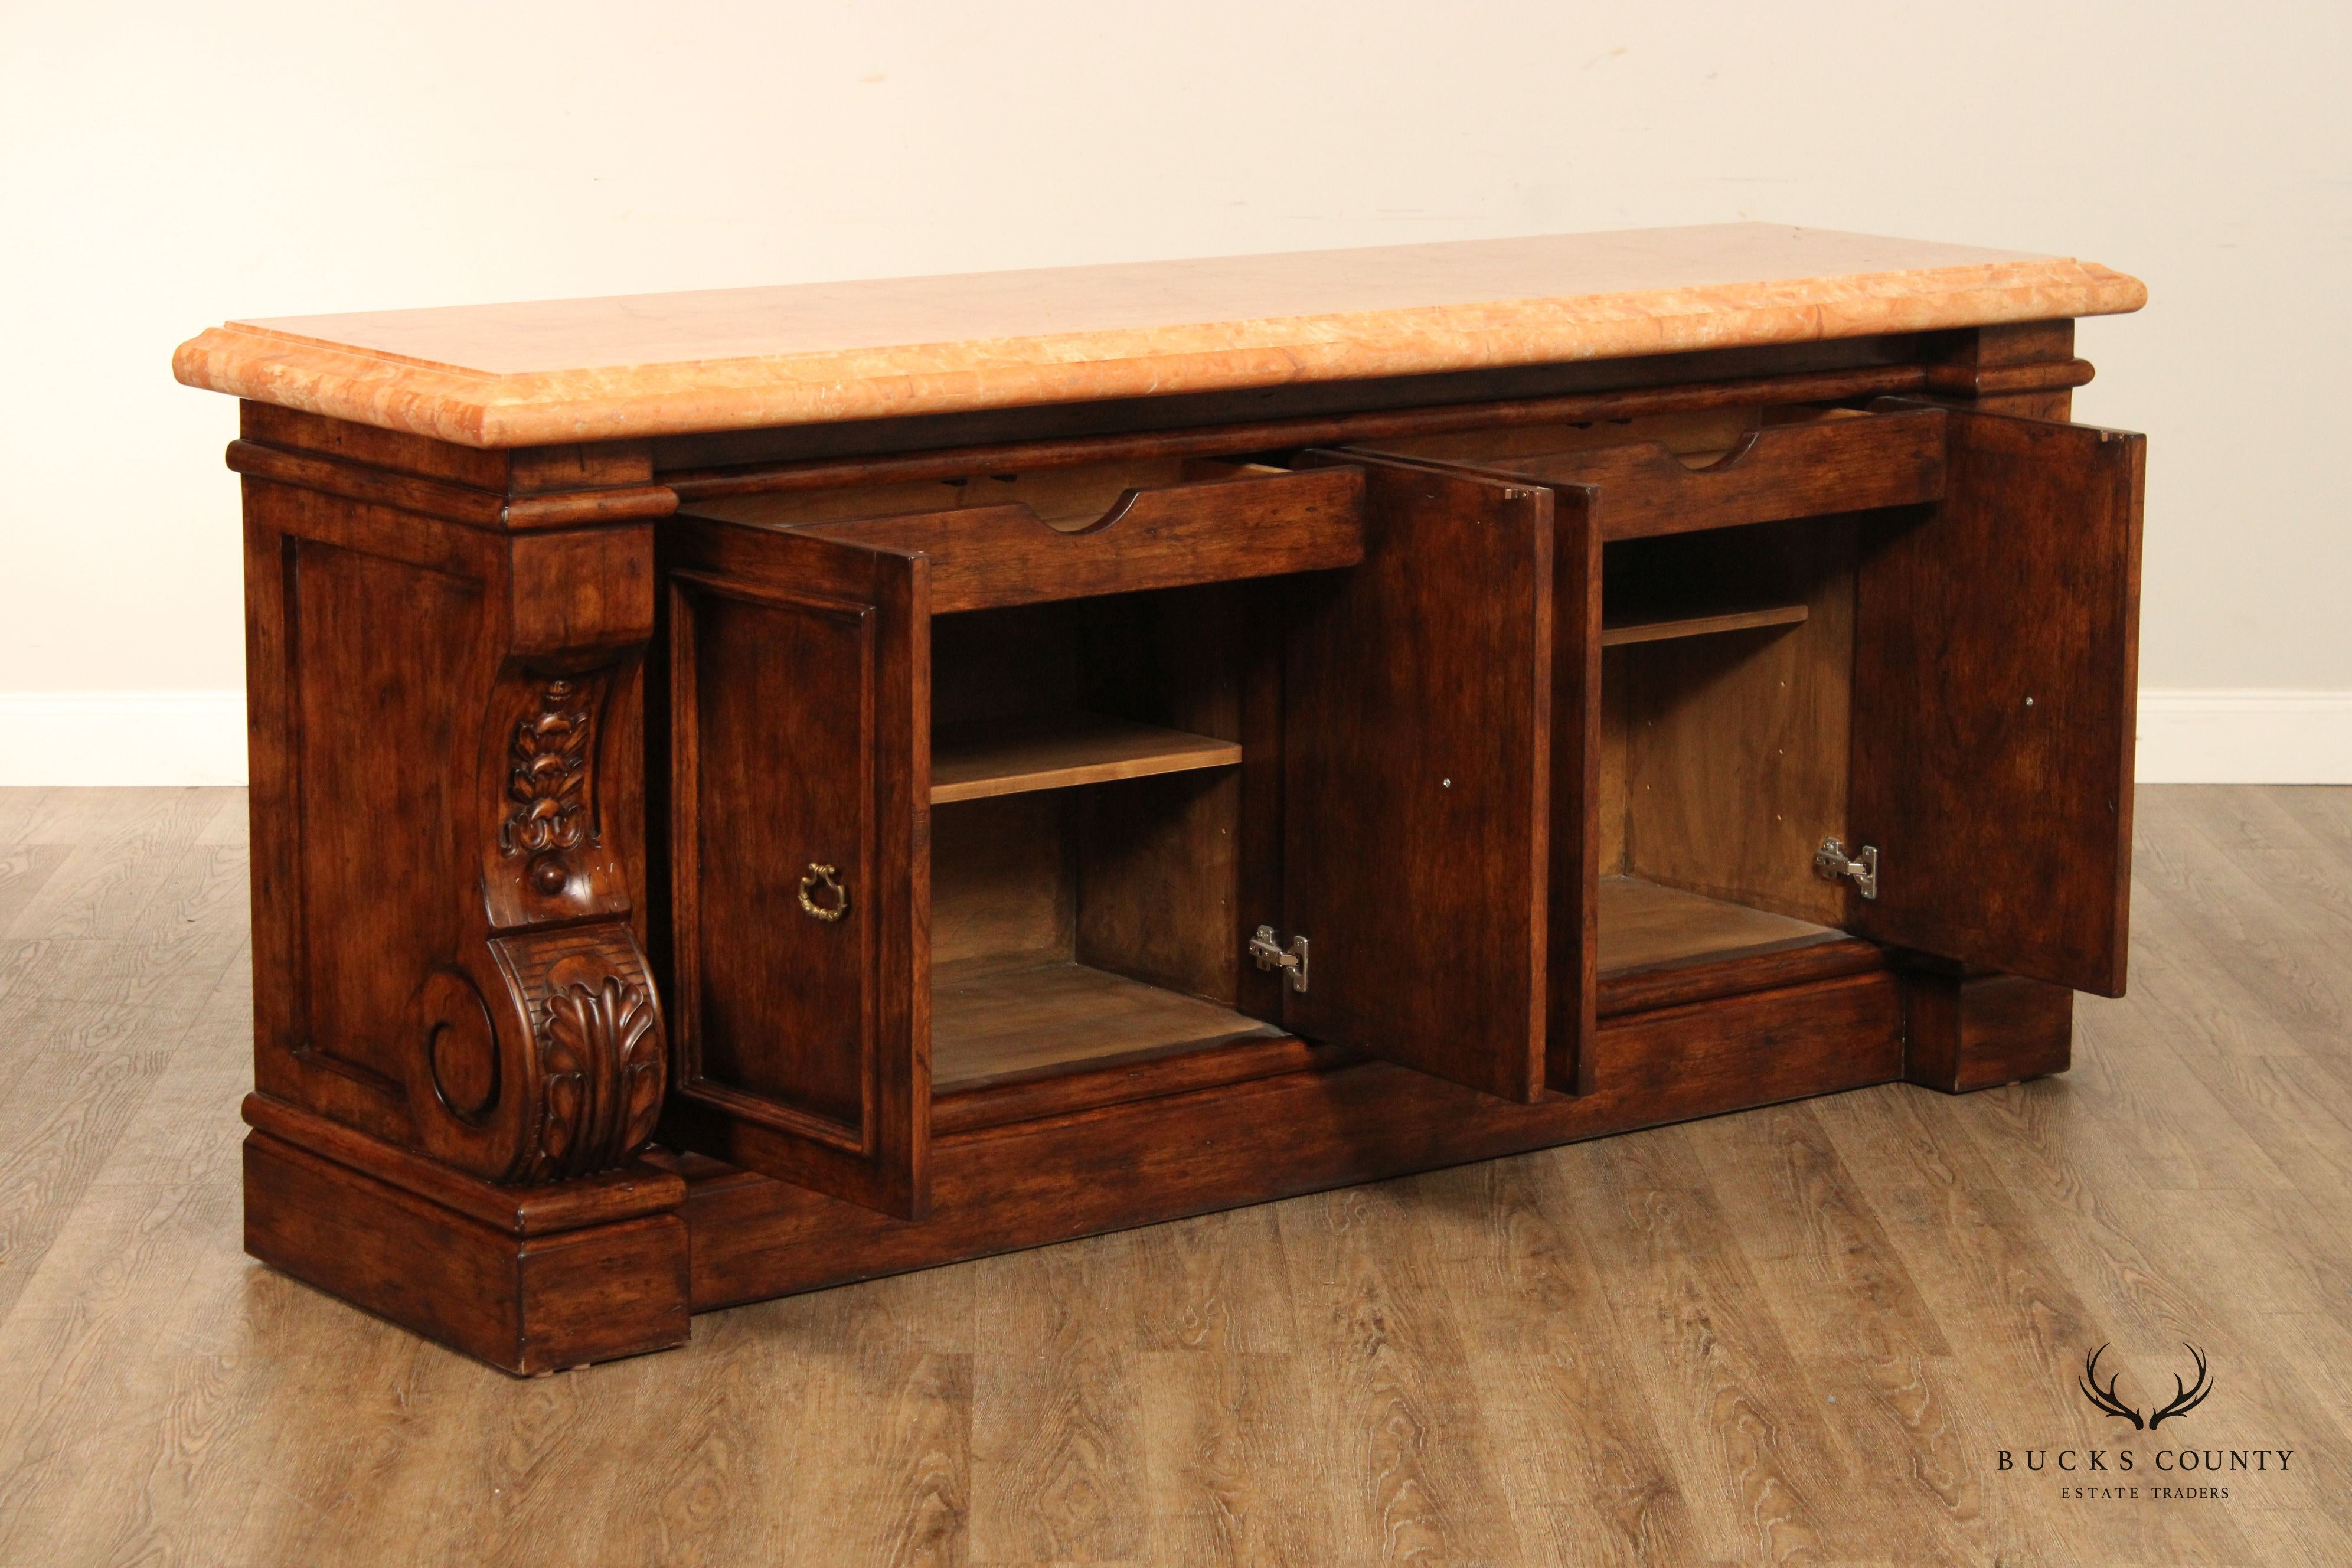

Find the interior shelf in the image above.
[
  {"left": 930, "top": 712, "right": 1242, "bottom": 804},
  {"left": 1599, "top": 602, "right": 1809, "bottom": 647},
  {"left": 932, "top": 959, "right": 1283, "bottom": 1092},
  {"left": 1597, "top": 876, "right": 1844, "bottom": 976}
]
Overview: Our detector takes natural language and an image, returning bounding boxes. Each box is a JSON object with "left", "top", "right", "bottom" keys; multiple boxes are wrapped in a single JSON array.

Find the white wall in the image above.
[{"left": 4, "top": 1, "right": 2347, "bottom": 783}]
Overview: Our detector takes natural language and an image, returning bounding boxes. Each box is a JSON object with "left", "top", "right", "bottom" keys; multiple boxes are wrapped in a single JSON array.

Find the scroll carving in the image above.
[{"left": 410, "top": 924, "right": 667, "bottom": 1185}]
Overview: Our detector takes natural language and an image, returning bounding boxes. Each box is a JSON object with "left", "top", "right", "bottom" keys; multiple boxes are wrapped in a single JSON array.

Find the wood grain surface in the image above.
[
  {"left": 1599, "top": 600, "right": 1809, "bottom": 646},
  {"left": 930, "top": 960, "right": 1282, "bottom": 1092},
  {"left": 930, "top": 715, "right": 1242, "bottom": 805},
  {"left": 1596, "top": 875, "right": 1840, "bottom": 975},
  {"left": 1279, "top": 456, "right": 1553, "bottom": 1103},
  {"left": 3, "top": 785, "right": 2348, "bottom": 1567}
]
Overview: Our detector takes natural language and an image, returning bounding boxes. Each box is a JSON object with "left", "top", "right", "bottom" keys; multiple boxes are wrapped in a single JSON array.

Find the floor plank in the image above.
[{"left": 1, "top": 784, "right": 2348, "bottom": 1566}]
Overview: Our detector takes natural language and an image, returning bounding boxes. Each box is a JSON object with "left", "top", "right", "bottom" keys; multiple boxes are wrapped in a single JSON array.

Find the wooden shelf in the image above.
[
  {"left": 931, "top": 713, "right": 1242, "bottom": 804},
  {"left": 931, "top": 960, "right": 1283, "bottom": 1092},
  {"left": 1598, "top": 876, "right": 1841, "bottom": 975},
  {"left": 1600, "top": 602, "right": 1809, "bottom": 648}
]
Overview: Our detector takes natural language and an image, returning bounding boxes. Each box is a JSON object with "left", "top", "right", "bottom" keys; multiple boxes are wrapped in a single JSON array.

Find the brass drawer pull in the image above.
[{"left": 797, "top": 863, "right": 850, "bottom": 923}]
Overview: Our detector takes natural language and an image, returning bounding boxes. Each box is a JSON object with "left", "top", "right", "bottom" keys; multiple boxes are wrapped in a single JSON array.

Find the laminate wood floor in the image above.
[{"left": 2, "top": 785, "right": 2348, "bottom": 1567}]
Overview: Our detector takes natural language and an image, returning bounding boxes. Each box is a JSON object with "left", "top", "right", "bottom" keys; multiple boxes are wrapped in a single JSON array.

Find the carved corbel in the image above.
[
  {"left": 406, "top": 524, "right": 669, "bottom": 1185},
  {"left": 407, "top": 661, "right": 666, "bottom": 1182}
]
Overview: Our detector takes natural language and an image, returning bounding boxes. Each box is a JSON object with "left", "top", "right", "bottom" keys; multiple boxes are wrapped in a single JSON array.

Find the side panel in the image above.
[
  {"left": 283, "top": 535, "right": 485, "bottom": 1097},
  {"left": 1849, "top": 405, "right": 2145, "bottom": 995},
  {"left": 661, "top": 520, "right": 930, "bottom": 1218},
  {"left": 1280, "top": 455, "right": 1553, "bottom": 1102},
  {"left": 241, "top": 479, "right": 503, "bottom": 1148}
]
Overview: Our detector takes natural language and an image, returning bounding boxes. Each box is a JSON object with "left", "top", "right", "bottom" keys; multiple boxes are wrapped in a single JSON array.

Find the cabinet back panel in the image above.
[
  {"left": 930, "top": 583, "right": 1257, "bottom": 1007},
  {"left": 930, "top": 794, "right": 1074, "bottom": 973},
  {"left": 1077, "top": 769, "right": 1244, "bottom": 1007},
  {"left": 930, "top": 602, "right": 1092, "bottom": 729},
  {"left": 930, "top": 588, "right": 1238, "bottom": 730},
  {"left": 1616, "top": 515, "right": 1860, "bottom": 925},
  {"left": 930, "top": 773, "right": 1246, "bottom": 1008}
]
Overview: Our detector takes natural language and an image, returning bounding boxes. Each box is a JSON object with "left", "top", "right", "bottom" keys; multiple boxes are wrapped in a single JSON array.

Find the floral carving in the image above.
[
  {"left": 526, "top": 963, "right": 665, "bottom": 1183},
  {"left": 501, "top": 678, "right": 594, "bottom": 858}
]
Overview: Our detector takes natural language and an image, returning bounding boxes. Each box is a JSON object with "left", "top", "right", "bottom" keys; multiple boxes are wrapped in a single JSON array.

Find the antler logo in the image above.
[{"left": 2079, "top": 1342, "right": 2214, "bottom": 1430}]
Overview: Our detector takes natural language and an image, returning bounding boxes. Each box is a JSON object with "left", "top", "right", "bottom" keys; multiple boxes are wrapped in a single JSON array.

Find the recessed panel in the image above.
[{"left": 290, "top": 539, "right": 481, "bottom": 1089}]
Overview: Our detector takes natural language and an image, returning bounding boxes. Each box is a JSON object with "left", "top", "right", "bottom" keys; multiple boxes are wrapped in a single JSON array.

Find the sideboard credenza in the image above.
[{"left": 174, "top": 224, "right": 2148, "bottom": 1373}]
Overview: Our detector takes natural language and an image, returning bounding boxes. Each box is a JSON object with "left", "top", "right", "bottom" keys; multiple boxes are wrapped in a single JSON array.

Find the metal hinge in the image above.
[
  {"left": 1249, "top": 925, "right": 1310, "bottom": 992},
  {"left": 1813, "top": 837, "right": 1879, "bottom": 900}
]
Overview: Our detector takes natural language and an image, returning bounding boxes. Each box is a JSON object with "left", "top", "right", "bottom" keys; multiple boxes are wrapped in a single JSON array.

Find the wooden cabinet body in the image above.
[{"left": 181, "top": 227, "right": 2148, "bottom": 1371}]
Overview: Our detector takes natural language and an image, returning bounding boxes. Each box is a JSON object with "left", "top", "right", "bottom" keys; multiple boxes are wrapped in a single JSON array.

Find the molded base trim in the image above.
[
  {"left": 241, "top": 966, "right": 1906, "bottom": 1369},
  {"left": 243, "top": 1132, "right": 690, "bottom": 1375},
  {"left": 678, "top": 969, "right": 1906, "bottom": 1311}
]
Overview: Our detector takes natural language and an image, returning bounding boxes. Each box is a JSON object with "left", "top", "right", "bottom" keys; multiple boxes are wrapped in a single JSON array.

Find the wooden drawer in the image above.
[
  {"left": 1361, "top": 403, "right": 1948, "bottom": 540},
  {"left": 680, "top": 458, "right": 1364, "bottom": 612}
]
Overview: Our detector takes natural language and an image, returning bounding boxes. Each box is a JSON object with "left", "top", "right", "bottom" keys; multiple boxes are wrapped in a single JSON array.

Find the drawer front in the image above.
[
  {"left": 696, "top": 462, "right": 1366, "bottom": 613},
  {"left": 1381, "top": 406, "right": 1948, "bottom": 541}
]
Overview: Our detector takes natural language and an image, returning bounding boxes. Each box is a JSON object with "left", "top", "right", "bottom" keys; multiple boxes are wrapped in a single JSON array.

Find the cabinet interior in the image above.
[
  {"left": 910, "top": 411, "right": 1895, "bottom": 1077},
  {"left": 927, "top": 586, "right": 1280, "bottom": 1095},
  {"left": 1380, "top": 400, "right": 1884, "bottom": 982},
  {"left": 689, "top": 404, "right": 1939, "bottom": 1114},
  {"left": 1596, "top": 509, "right": 1864, "bottom": 977}
]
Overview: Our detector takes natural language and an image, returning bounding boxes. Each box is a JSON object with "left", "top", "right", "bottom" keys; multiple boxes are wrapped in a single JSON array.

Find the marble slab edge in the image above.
[{"left": 174, "top": 257, "right": 2145, "bottom": 450}]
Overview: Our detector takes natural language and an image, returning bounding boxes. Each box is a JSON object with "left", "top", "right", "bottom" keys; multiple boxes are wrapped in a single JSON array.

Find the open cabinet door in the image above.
[
  {"left": 1547, "top": 483, "right": 1602, "bottom": 1095},
  {"left": 1848, "top": 404, "right": 2145, "bottom": 997},
  {"left": 1279, "top": 454, "right": 1555, "bottom": 1102},
  {"left": 659, "top": 517, "right": 930, "bottom": 1219}
]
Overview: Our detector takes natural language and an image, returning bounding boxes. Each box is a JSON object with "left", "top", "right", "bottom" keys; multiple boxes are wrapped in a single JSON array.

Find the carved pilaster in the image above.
[
  {"left": 234, "top": 407, "right": 688, "bottom": 1371},
  {"left": 410, "top": 654, "right": 668, "bottom": 1185}
]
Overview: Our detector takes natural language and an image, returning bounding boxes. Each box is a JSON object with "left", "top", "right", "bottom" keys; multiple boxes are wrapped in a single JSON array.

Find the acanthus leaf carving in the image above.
[{"left": 528, "top": 962, "right": 665, "bottom": 1183}]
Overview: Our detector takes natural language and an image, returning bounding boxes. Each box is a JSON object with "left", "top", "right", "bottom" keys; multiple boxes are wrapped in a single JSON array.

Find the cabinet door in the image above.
[
  {"left": 1547, "top": 482, "right": 1603, "bottom": 1094},
  {"left": 661, "top": 517, "right": 930, "bottom": 1219},
  {"left": 1279, "top": 455, "right": 1557, "bottom": 1102},
  {"left": 1848, "top": 404, "right": 2145, "bottom": 997}
]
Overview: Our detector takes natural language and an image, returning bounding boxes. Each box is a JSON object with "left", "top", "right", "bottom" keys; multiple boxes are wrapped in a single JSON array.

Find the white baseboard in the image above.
[
  {"left": 2134, "top": 689, "right": 2352, "bottom": 785},
  {"left": 0, "top": 691, "right": 250, "bottom": 786},
  {"left": 0, "top": 688, "right": 2347, "bottom": 788}
]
